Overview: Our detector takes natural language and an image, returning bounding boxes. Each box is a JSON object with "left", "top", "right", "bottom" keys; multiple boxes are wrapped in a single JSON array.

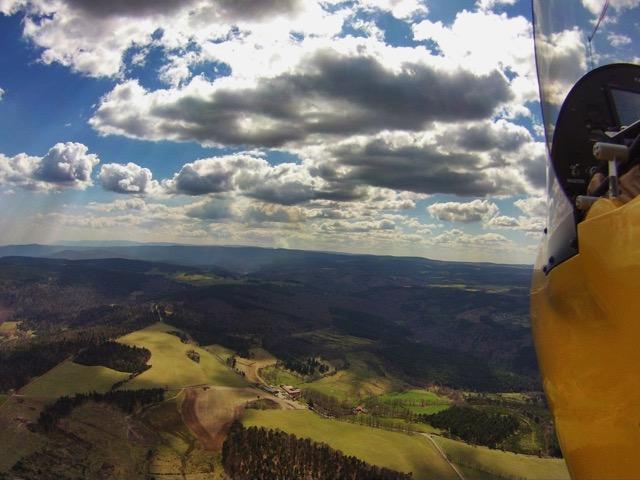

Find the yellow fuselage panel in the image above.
[{"left": 531, "top": 195, "right": 640, "bottom": 479}]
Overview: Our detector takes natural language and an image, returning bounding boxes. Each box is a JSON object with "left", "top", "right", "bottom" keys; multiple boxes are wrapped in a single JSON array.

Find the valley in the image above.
[{"left": 0, "top": 246, "right": 569, "bottom": 479}]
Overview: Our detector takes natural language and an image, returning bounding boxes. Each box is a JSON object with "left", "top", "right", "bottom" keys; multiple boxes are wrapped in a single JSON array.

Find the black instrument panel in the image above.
[{"left": 551, "top": 63, "right": 640, "bottom": 202}]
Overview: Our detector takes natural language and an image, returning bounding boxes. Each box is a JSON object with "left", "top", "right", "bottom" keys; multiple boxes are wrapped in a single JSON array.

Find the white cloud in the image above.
[
  {"left": 484, "top": 214, "right": 543, "bottom": 233},
  {"left": 99, "top": 162, "right": 158, "bottom": 194},
  {"left": 608, "top": 33, "right": 632, "bottom": 47},
  {"left": 427, "top": 199, "right": 498, "bottom": 223},
  {"left": 162, "top": 153, "right": 266, "bottom": 195},
  {"left": 6, "top": 0, "right": 341, "bottom": 78},
  {"left": 432, "top": 228, "right": 512, "bottom": 247},
  {"left": 485, "top": 215, "right": 520, "bottom": 228},
  {"left": 482, "top": 196, "right": 546, "bottom": 234},
  {"left": 359, "top": 0, "right": 428, "bottom": 19},
  {"left": 582, "top": 0, "right": 640, "bottom": 15},
  {"left": 514, "top": 196, "right": 546, "bottom": 218},
  {"left": 0, "top": 87, "right": 4, "bottom": 100},
  {"left": 533, "top": 28, "right": 587, "bottom": 105},
  {"left": 412, "top": 8, "right": 537, "bottom": 108},
  {"left": 0, "top": 142, "right": 99, "bottom": 191},
  {"left": 243, "top": 203, "right": 306, "bottom": 224},
  {"left": 476, "top": 0, "right": 517, "bottom": 11},
  {"left": 185, "top": 197, "right": 235, "bottom": 220}
]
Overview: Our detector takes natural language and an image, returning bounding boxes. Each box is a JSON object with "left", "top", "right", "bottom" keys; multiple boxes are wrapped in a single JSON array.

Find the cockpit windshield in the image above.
[
  {"left": 532, "top": 0, "right": 640, "bottom": 272},
  {"left": 533, "top": 0, "right": 640, "bottom": 150}
]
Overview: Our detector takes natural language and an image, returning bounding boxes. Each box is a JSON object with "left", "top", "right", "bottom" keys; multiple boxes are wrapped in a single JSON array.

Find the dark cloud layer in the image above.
[
  {"left": 443, "top": 121, "right": 531, "bottom": 152},
  {"left": 64, "top": 0, "right": 301, "bottom": 20},
  {"left": 327, "top": 139, "right": 502, "bottom": 196},
  {"left": 92, "top": 50, "right": 513, "bottom": 148}
]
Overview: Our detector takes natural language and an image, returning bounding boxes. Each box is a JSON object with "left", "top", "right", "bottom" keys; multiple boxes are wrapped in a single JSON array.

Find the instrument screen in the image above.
[{"left": 610, "top": 87, "right": 640, "bottom": 128}]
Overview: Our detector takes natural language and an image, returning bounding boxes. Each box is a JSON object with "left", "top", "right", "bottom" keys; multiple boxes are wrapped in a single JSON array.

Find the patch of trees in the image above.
[
  {"left": 422, "top": 406, "right": 519, "bottom": 448},
  {"left": 74, "top": 341, "right": 151, "bottom": 373},
  {"left": 167, "top": 330, "right": 189, "bottom": 343},
  {"left": 304, "top": 389, "right": 353, "bottom": 417},
  {"left": 361, "top": 398, "right": 415, "bottom": 421},
  {"left": 348, "top": 414, "right": 416, "bottom": 434},
  {"left": 281, "top": 356, "right": 329, "bottom": 377},
  {"left": 38, "top": 388, "right": 165, "bottom": 432},
  {"left": 222, "top": 422, "right": 411, "bottom": 480},
  {"left": 186, "top": 350, "right": 200, "bottom": 363},
  {"left": 166, "top": 305, "right": 256, "bottom": 357},
  {"left": 0, "top": 330, "right": 108, "bottom": 392},
  {"left": 0, "top": 303, "right": 157, "bottom": 393}
]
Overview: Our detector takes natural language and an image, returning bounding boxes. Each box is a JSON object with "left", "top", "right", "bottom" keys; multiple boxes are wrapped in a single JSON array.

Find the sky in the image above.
[{"left": 0, "top": 0, "right": 630, "bottom": 264}]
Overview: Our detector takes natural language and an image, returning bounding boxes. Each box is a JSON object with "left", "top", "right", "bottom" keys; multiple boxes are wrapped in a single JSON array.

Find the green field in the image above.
[
  {"left": 21, "top": 361, "right": 130, "bottom": 398},
  {"left": 375, "top": 389, "right": 451, "bottom": 414},
  {"left": 348, "top": 415, "right": 442, "bottom": 434},
  {"left": 172, "top": 272, "right": 224, "bottom": 286},
  {"left": 0, "top": 321, "right": 18, "bottom": 333},
  {"left": 0, "top": 395, "right": 7, "bottom": 407},
  {"left": 242, "top": 409, "right": 458, "bottom": 480},
  {"left": 117, "top": 322, "right": 248, "bottom": 390},
  {"left": 301, "top": 352, "right": 402, "bottom": 401},
  {"left": 261, "top": 365, "right": 303, "bottom": 386},
  {"left": 434, "top": 435, "right": 570, "bottom": 480}
]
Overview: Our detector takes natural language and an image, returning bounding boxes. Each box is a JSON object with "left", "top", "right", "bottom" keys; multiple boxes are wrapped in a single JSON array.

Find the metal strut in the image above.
[{"left": 587, "top": 0, "right": 610, "bottom": 70}]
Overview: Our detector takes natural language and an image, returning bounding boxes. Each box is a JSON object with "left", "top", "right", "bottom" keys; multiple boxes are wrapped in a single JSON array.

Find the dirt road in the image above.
[
  {"left": 421, "top": 433, "right": 466, "bottom": 480},
  {"left": 235, "top": 348, "right": 277, "bottom": 384},
  {"left": 181, "top": 388, "right": 218, "bottom": 450}
]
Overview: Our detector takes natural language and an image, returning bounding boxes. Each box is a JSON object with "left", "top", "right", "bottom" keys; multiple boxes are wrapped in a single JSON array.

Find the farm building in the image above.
[{"left": 281, "top": 385, "right": 302, "bottom": 399}]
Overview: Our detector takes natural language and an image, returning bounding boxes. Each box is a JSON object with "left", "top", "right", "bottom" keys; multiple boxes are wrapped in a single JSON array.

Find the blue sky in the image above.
[{"left": 0, "top": 0, "right": 620, "bottom": 263}]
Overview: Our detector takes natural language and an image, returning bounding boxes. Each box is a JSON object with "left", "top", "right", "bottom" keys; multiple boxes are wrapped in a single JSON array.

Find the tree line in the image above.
[
  {"left": 280, "top": 356, "right": 329, "bottom": 377},
  {"left": 422, "top": 405, "right": 519, "bottom": 448},
  {"left": 74, "top": 341, "right": 151, "bottom": 373},
  {"left": 222, "top": 422, "right": 411, "bottom": 480},
  {"left": 38, "top": 388, "right": 165, "bottom": 432},
  {"left": 304, "top": 389, "right": 353, "bottom": 417}
]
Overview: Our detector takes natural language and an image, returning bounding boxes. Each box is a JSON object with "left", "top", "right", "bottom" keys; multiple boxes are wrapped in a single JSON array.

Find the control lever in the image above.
[{"left": 592, "top": 142, "right": 629, "bottom": 198}]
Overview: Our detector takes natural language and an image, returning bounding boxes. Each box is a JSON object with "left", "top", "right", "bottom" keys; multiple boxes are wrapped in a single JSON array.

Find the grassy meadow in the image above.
[
  {"left": 261, "top": 365, "right": 303, "bottom": 386},
  {"left": 300, "top": 352, "right": 401, "bottom": 401},
  {"left": 375, "top": 389, "right": 451, "bottom": 414},
  {"left": 242, "top": 409, "right": 458, "bottom": 480},
  {"left": 0, "top": 321, "right": 18, "bottom": 334},
  {"left": 434, "top": 435, "right": 570, "bottom": 480},
  {"left": 117, "top": 322, "right": 247, "bottom": 390},
  {"left": 21, "top": 361, "right": 130, "bottom": 398},
  {"left": 171, "top": 272, "right": 224, "bottom": 286}
]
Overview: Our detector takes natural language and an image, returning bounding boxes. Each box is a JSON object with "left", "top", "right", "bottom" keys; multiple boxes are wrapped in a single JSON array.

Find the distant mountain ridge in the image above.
[{"left": 0, "top": 243, "right": 532, "bottom": 275}]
